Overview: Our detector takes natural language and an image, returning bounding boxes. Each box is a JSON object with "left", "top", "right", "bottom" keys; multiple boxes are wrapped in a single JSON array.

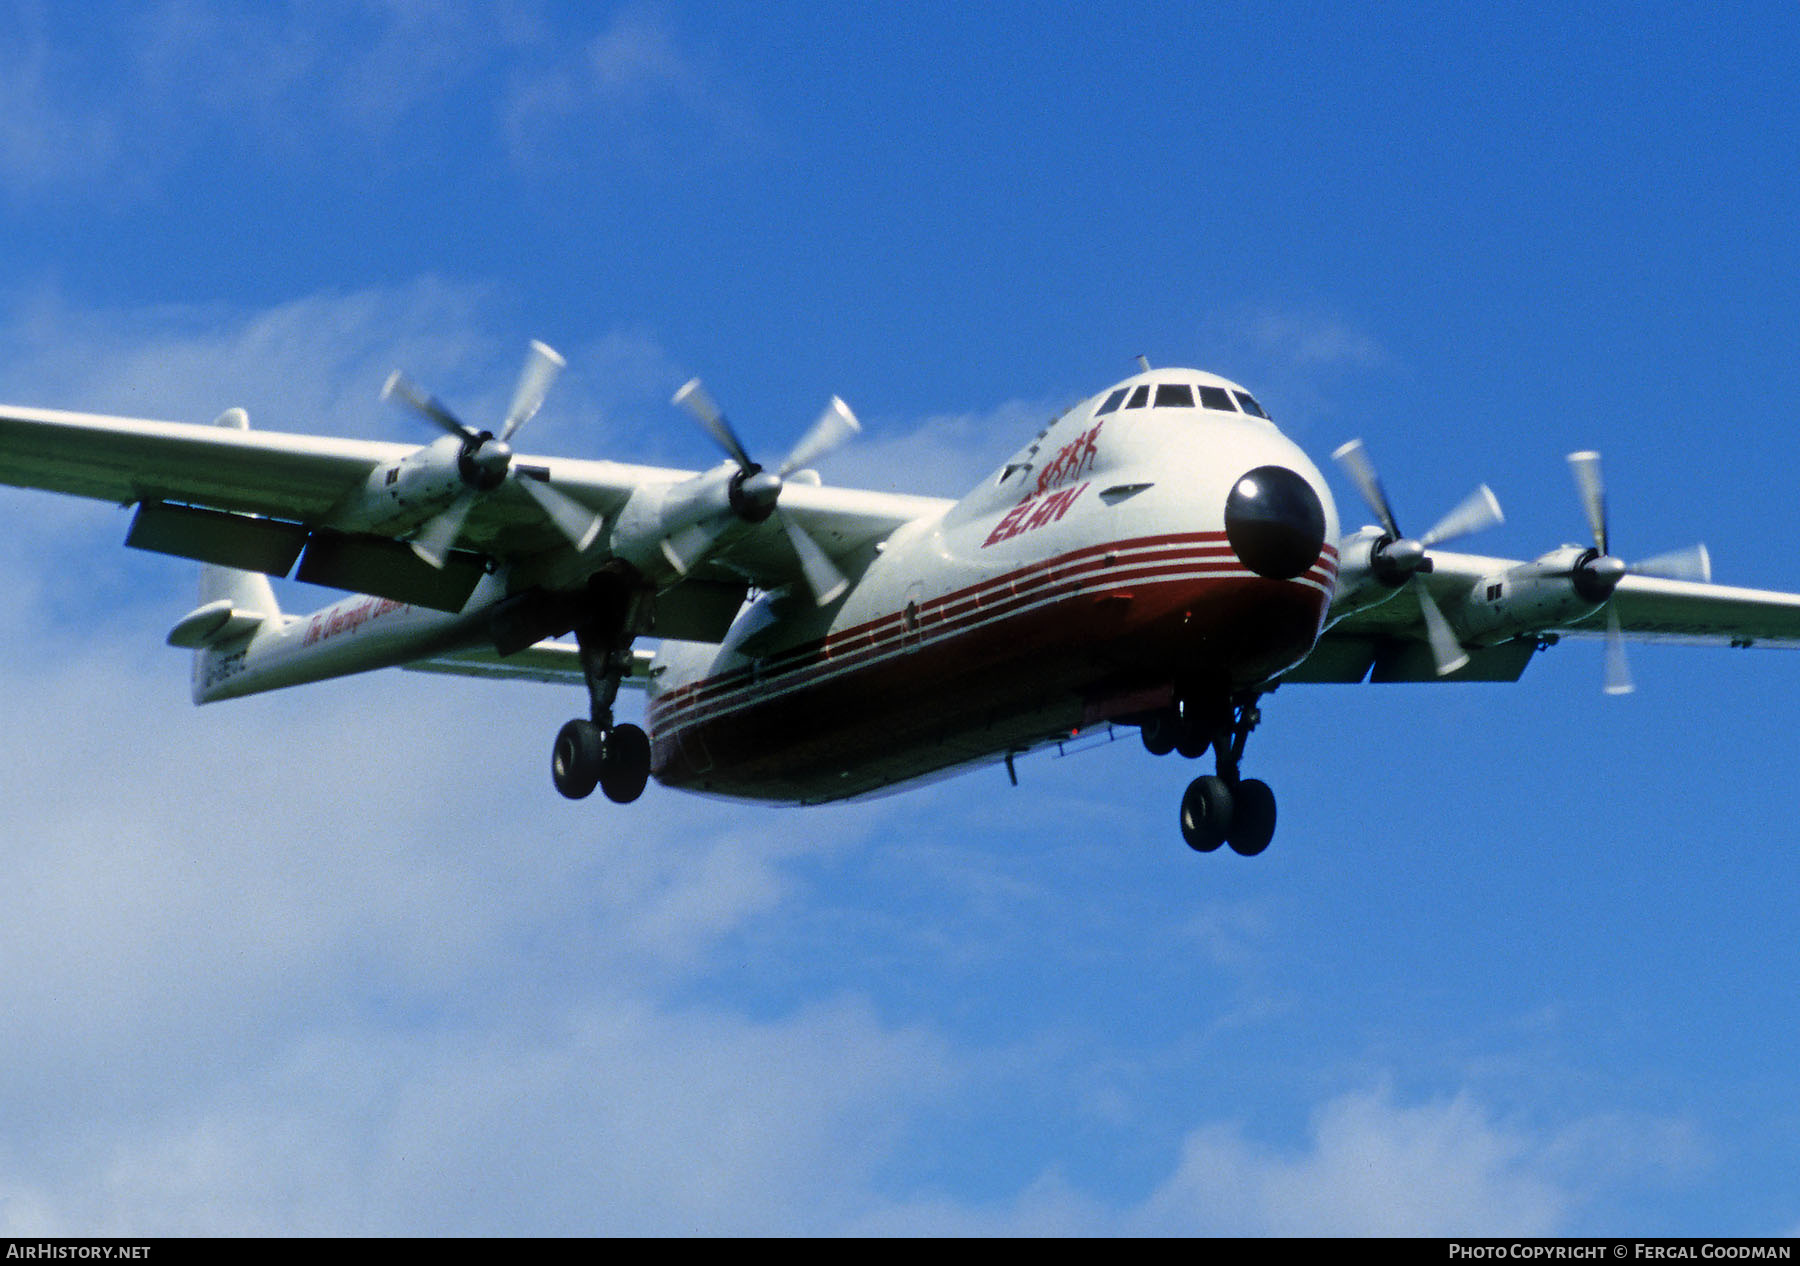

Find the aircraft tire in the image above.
[
  {"left": 1140, "top": 713, "right": 1177, "bottom": 756},
  {"left": 1174, "top": 726, "right": 1211, "bottom": 760},
  {"left": 1225, "top": 778, "right": 1276, "bottom": 856},
  {"left": 553, "top": 718, "right": 604, "bottom": 800},
  {"left": 599, "top": 723, "right": 652, "bottom": 804},
  {"left": 1180, "top": 775, "right": 1233, "bottom": 853}
]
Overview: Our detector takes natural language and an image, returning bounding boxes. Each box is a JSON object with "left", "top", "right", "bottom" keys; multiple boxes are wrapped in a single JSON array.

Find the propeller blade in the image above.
[
  {"left": 410, "top": 489, "right": 480, "bottom": 569},
  {"left": 660, "top": 519, "right": 721, "bottom": 576},
  {"left": 778, "top": 396, "right": 861, "bottom": 478},
  {"left": 383, "top": 371, "right": 476, "bottom": 441},
  {"left": 1604, "top": 603, "right": 1635, "bottom": 695},
  {"left": 1420, "top": 484, "right": 1505, "bottom": 548},
  {"left": 1567, "top": 450, "right": 1609, "bottom": 556},
  {"left": 778, "top": 510, "right": 850, "bottom": 605},
  {"left": 673, "top": 378, "right": 756, "bottom": 473},
  {"left": 499, "top": 340, "right": 566, "bottom": 441},
  {"left": 1414, "top": 581, "right": 1470, "bottom": 676},
  {"left": 1631, "top": 543, "right": 1712, "bottom": 584},
  {"left": 516, "top": 474, "right": 602, "bottom": 552},
  {"left": 1331, "top": 439, "right": 1402, "bottom": 540}
]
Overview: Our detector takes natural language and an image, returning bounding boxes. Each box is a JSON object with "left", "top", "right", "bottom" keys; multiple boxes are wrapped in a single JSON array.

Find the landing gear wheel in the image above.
[
  {"left": 1140, "top": 713, "right": 1177, "bottom": 757},
  {"left": 1225, "top": 778, "right": 1276, "bottom": 857},
  {"left": 1180, "top": 775, "right": 1234, "bottom": 853},
  {"left": 1174, "top": 695, "right": 1217, "bottom": 760},
  {"left": 1174, "top": 725, "right": 1211, "bottom": 760},
  {"left": 599, "top": 723, "right": 651, "bottom": 804},
  {"left": 552, "top": 719, "right": 605, "bottom": 800}
]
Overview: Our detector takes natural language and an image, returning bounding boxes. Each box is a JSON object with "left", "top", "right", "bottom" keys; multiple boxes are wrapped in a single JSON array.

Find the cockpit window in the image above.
[
  {"left": 1198, "top": 385, "right": 1237, "bottom": 412},
  {"left": 1095, "top": 387, "right": 1129, "bottom": 416},
  {"left": 1233, "top": 391, "right": 1269, "bottom": 418},
  {"left": 1125, "top": 384, "right": 1150, "bottom": 408},
  {"left": 1154, "top": 383, "right": 1195, "bottom": 408}
]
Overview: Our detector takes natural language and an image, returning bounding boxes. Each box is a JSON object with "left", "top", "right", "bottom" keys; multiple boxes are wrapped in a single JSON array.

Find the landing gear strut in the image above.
[
  {"left": 551, "top": 591, "right": 652, "bottom": 804},
  {"left": 1149, "top": 692, "right": 1278, "bottom": 856}
]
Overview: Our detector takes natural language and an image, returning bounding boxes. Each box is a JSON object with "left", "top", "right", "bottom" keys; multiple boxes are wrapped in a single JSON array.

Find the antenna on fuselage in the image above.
[{"left": 1135, "top": 354, "right": 1152, "bottom": 372}]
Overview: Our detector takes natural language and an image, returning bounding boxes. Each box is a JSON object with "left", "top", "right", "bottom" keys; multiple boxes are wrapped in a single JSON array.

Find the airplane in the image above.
[{"left": 6, "top": 341, "right": 1800, "bottom": 857}]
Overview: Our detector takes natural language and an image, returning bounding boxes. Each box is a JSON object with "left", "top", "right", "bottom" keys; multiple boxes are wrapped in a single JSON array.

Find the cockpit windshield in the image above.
[
  {"left": 1232, "top": 390, "right": 1268, "bottom": 418},
  {"left": 1093, "top": 377, "right": 1272, "bottom": 420}
]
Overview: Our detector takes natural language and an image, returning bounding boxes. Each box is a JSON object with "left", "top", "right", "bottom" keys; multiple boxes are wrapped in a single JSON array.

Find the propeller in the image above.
[
  {"left": 382, "top": 340, "right": 602, "bottom": 568},
  {"left": 672, "top": 379, "right": 861, "bottom": 604},
  {"left": 1564, "top": 450, "right": 1711, "bottom": 695},
  {"left": 1332, "top": 439, "right": 1506, "bottom": 676}
]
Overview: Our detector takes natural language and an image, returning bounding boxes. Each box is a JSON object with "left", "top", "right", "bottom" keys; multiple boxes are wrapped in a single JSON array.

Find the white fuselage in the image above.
[{"left": 645, "top": 368, "right": 1340, "bottom": 802}]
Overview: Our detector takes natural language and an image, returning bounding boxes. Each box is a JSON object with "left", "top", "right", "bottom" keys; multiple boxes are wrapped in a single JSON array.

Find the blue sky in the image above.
[{"left": 3, "top": 0, "right": 1799, "bottom": 1236}]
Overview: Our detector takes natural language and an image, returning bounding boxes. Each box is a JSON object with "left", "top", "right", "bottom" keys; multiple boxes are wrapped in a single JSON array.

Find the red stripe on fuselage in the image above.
[
  {"left": 650, "top": 533, "right": 1335, "bottom": 719},
  {"left": 646, "top": 533, "right": 1337, "bottom": 803}
]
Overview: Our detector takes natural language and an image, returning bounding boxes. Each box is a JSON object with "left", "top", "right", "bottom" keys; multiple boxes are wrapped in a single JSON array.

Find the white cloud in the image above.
[
  {"left": 0, "top": 4, "right": 748, "bottom": 200},
  {"left": 0, "top": 6, "right": 121, "bottom": 192},
  {"left": 822, "top": 397, "right": 1059, "bottom": 498},
  {"left": 6, "top": 995, "right": 954, "bottom": 1236},
  {"left": 499, "top": 4, "right": 762, "bottom": 174},
  {"left": 1245, "top": 311, "right": 1390, "bottom": 372},
  {"left": 1197, "top": 305, "right": 1395, "bottom": 435},
  {"left": 1128, "top": 1087, "right": 1570, "bottom": 1236}
]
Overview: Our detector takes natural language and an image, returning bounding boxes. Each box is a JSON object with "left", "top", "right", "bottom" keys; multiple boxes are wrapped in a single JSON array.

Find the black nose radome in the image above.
[{"left": 1225, "top": 465, "right": 1327, "bottom": 580}]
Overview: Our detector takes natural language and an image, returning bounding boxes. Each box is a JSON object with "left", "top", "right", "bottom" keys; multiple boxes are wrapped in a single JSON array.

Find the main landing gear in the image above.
[
  {"left": 1141, "top": 693, "right": 1277, "bottom": 856},
  {"left": 551, "top": 609, "right": 651, "bottom": 804}
]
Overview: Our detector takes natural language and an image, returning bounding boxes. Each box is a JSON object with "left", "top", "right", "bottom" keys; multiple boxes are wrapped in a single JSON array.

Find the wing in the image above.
[
  {"left": 403, "top": 641, "right": 652, "bottom": 685},
  {"left": 0, "top": 402, "right": 939, "bottom": 622},
  {"left": 0, "top": 403, "right": 420, "bottom": 517},
  {"left": 1286, "top": 548, "right": 1800, "bottom": 684},
  {"left": 1563, "top": 575, "right": 1800, "bottom": 647}
]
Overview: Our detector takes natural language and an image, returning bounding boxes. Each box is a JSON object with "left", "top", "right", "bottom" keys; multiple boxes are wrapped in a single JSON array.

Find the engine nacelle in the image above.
[
  {"left": 609, "top": 463, "right": 749, "bottom": 582},
  {"left": 328, "top": 435, "right": 470, "bottom": 537},
  {"left": 1453, "top": 545, "right": 1605, "bottom": 646},
  {"left": 1322, "top": 526, "right": 1413, "bottom": 627}
]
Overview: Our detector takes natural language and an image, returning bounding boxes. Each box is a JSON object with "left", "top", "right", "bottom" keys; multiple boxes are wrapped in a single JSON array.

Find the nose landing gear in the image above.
[{"left": 1179, "top": 773, "right": 1276, "bottom": 856}]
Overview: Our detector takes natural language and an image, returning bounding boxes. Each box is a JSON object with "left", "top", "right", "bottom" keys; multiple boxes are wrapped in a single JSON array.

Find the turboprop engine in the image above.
[
  {"left": 329, "top": 340, "right": 602, "bottom": 567},
  {"left": 1449, "top": 451, "right": 1710, "bottom": 693},
  {"left": 608, "top": 380, "right": 861, "bottom": 605}
]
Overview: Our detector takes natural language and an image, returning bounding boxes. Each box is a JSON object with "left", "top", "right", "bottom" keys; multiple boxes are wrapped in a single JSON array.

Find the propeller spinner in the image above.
[{"left": 382, "top": 341, "right": 602, "bottom": 568}]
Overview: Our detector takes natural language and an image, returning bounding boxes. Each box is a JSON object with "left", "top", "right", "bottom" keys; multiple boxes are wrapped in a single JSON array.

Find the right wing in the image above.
[{"left": 0, "top": 402, "right": 943, "bottom": 623}]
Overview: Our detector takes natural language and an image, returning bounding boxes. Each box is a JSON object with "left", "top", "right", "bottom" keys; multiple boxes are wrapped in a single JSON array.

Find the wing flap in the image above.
[
  {"left": 126, "top": 500, "right": 311, "bottom": 575},
  {"left": 1285, "top": 632, "right": 1536, "bottom": 684},
  {"left": 293, "top": 531, "right": 488, "bottom": 612}
]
